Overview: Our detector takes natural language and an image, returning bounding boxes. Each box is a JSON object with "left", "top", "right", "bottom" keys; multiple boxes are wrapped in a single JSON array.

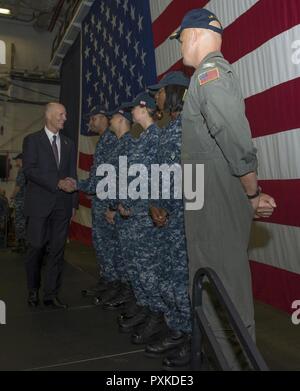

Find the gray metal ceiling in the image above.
[{"left": 0, "top": 0, "right": 69, "bottom": 31}]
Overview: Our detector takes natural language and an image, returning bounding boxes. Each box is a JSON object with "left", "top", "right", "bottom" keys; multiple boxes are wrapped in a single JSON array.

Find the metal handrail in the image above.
[{"left": 191, "top": 267, "right": 269, "bottom": 371}]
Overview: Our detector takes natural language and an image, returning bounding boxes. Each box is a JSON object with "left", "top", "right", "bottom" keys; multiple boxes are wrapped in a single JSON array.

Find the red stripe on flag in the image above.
[
  {"left": 250, "top": 260, "right": 300, "bottom": 314},
  {"left": 79, "top": 152, "right": 93, "bottom": 172},
  {"left": 69, "top": 221, "right": 92, "bottom": 246},
  {"left": 256, "top": 180, "right": 300, "bottom": 228},
  {"left": 222, "top": 0, "right": 300, "bottom": 64},
  {"left": 246, "top": 78, "right": 300, "bottom": 138},
  {"left": 79, "top": 191, "right": 92, "bottom": 209},
  {"left": 152, "top": 0, "right": 209, "bottom": 48}
]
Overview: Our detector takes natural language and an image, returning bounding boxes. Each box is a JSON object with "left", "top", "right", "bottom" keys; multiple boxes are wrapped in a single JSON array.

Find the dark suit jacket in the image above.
[{"left": 22, "top": 129, "right": 78, "bottom": 217}]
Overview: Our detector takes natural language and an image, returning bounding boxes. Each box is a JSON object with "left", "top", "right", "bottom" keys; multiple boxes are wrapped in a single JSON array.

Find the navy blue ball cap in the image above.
[
  {"left": 170, "top": 8, "right": 223, "bottom": 40},
  {"left": 126, "top": 92, "right": 157, "bottom": 110},
  {"left": 148, "top": 71, "right": 190, "bottom": 90},
  {"left": 109, "top": 103, "right": 133, "bottom": 123},
  {"left": 13, "top": 153, "right": 23, "bottom": 160},
  {"left": 84, "top": 105, "right": 109, "bottom": 119}
]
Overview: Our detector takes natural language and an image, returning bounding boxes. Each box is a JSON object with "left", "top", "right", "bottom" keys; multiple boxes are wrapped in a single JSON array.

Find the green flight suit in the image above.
[{"left": 182, "top": 51, "right": 258, "bottom": 370}]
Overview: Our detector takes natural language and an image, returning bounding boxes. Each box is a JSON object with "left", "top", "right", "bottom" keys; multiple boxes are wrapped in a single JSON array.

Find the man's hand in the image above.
[
  {"left": 254, "top": 193, "right": 276, "bottom": 219},
  {"left": 58, "top": 178, "right": 77, "bottom": 193},
  {"left": 105, "top": 209, "right": 116, "bottom": 224},
  {"left": 66, "top": 177, "right": 77, "bottom": 191},
  {"left": 118, "top": 204, "right": 131, "bottom": 218},
  {"left": 149, "top": 206, "right": 168, "bottom": 227}
]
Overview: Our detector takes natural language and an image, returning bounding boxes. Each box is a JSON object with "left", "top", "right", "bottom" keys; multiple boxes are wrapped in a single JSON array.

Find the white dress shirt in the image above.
[{"left": 45, "top": 126, "right": 61, "bottom": 164}]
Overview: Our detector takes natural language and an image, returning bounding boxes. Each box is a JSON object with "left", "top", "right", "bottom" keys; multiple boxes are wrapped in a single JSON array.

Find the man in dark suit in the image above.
[{"left": 22, "top": 102, "right": 77, "bottom": 309}]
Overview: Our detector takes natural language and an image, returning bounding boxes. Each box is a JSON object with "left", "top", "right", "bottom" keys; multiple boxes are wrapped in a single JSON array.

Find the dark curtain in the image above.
[{"left": 60, "top": 35, "right": 81, "bottom": 150}]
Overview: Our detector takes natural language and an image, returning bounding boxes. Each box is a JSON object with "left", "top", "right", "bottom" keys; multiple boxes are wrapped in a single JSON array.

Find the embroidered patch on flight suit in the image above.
[
  {"left": 202, "top": 62, "right": 216, "bottom": 69},
  {"left": 198, "top": 68, "right": 220, "bottom": 86}
]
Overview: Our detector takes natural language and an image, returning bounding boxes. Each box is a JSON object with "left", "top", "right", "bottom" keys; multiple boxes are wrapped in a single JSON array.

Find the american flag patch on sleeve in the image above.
[{"left": 198, "top": 68, "right": 220, "bottom": 86}]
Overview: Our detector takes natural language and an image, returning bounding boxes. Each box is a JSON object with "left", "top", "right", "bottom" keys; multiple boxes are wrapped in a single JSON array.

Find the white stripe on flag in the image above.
[
  {"left": 254, "top": 129, "right": 300, "bottom": 180},
  {"left": 249, "top": 222, "right": 300, "bottom": 275},
  {"left": 233, "top": 24, "right": 300, "bottom": 99},
  {"left": 73, "top": 205, "right": 92, "bottom": 228},
  {"left": 78, "top": 167, "right": 90, "bottom": 180},
  {"left": 79, "top": 134, "right": 98, "bottom": 156}
]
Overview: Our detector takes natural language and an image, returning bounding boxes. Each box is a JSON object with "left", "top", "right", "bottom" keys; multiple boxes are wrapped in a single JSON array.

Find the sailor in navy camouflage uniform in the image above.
[
  {"left": 76, "top": 106, "right": 119, "bottom": 296},
  {"left": 117, "top": 92, "right": 169, "bottom": 344},
  {"left": 145, "top": 72, "right": 192, "bottom": 360},
  {"left": 100, "top": 105, "right": 136, "bottom": 310}
]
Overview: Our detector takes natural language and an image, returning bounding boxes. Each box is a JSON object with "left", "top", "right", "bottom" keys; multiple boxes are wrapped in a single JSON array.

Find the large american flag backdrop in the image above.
[{"left": 70, "top": 0, "right": 300, "bottom": 314}]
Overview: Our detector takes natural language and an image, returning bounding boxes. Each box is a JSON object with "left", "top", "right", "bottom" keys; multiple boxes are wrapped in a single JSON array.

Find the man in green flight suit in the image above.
[{"left": 169, "top": 8, "right": 276, "bottom": 369}]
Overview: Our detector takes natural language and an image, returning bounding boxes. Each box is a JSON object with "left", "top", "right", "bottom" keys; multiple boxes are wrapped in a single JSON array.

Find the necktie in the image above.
[{"left": 52, "top": 135, "right": 59, "bottom": 167}]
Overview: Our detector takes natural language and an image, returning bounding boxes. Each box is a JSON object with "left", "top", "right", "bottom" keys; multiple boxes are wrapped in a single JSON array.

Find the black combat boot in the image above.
[
  {"left": 118, "top": 306, "right": 149, "bottom": 333},
  {"left": 131, "top": 312, "right": 166, "bottom": 345},
  {"left": 93, "top": 280, "right": 122, "bottom": 305},
  {"left": 162, "top": 336, "right": 191, "bottom": 369},
  {"left": 103, "top": 284, "right": 134, "bottom": 310},
  {"left": 145, "top": 330, "right": 188, "bottom": 358},
  {"left": 117, "top": 300, "right": 140, "bottom": 322}
]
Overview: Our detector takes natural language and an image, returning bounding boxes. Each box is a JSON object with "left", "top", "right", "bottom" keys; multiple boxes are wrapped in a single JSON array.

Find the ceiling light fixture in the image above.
[{"left": 0, "top": 8, "right": 11, "bottom": 15}]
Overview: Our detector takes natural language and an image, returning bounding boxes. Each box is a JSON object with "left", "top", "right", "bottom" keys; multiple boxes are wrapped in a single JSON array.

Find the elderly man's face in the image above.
[
  {"left": 179, "top": 29, "right": 195, "bottom": 66},
  {"left": 47, "top": 104, "right": 67, "bottom": 132}
]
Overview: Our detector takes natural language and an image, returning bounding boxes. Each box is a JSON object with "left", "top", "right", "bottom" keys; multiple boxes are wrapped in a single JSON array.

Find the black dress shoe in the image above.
[
  {"left": 27, "top": 291, "right": 39, "bottom": 307},
  {"left": 145, "top": 330, "right": 187, "bottom": 357},
  {"left": 43, "top": 298, "right": 68, "bottom": 309},
  {"left": 162, "top": 338, "right": 191, "bottom": 368},
  {"left": 131, "top": 312, "right": 166, "bottom": 345}
]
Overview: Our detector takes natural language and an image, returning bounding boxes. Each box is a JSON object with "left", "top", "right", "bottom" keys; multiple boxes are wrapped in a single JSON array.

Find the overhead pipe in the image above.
[{"left": 48, "top": 0, "right": 65, "bottom": 32}]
